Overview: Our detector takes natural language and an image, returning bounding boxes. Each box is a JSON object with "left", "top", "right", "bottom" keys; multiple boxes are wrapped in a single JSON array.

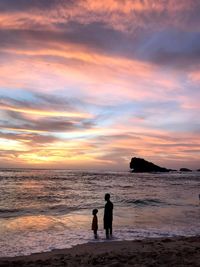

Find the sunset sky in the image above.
[{"left": 0, "top": 0, "right": 200, "bottom": 170}]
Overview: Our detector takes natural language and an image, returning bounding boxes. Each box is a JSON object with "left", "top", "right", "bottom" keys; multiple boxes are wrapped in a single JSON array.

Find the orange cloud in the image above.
[
  {"left": 0, "top": 41, "right": 180, "bottom": 103},
  {"left": 0, "top": 0, "right": 198, "bottom": 32}
]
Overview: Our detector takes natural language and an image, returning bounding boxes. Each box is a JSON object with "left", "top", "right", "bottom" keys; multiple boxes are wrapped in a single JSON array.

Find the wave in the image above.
[
  {"left": 48, "top": 204, "right": 73, "bottom": 213},
  {"left": 0, "top": 208, "right": 21, "bottom": 213},
  {"left": 124, "top": 198, "right": 165, "bottom": 206},
  {"left": 0, "top": 208, "right": 28, "bottom": 218},
  {"left": 0, "top": 205, "right": 77, "bottom": 218}
]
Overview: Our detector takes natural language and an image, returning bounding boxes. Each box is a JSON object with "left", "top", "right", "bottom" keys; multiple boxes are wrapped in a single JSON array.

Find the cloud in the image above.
[
  {"left": 0, "top": 93, "right": 96, "bottom": 134},
  {"left": 0, "top": 131, "right": 59, "bottom": 145},
  {"left": 137, "top": 30, "right": 200, "bottom": 69},
  {"left": 0, "top": 93, "right": 92, "bottom": 118},
  {"left": 0, "top": 0, "right": 70, "bottom": 13},
  {"left": 1, "top": 0, "right": 199, "bottom": 32},
  {"left": 0, "top": 22, "right": 135, "bottom": 58},
  {"left": 0, "top": 20, "right": 199, "bottom": 75},
  {"left": 0, "top": 0, "right": 200, "bottom": 169}
]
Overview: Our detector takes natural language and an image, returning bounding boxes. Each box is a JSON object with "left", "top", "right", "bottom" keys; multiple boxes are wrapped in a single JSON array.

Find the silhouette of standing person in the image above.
[
  {"left": 92, "top": 208, "right": 98, "bottom": 239},
  {"left": 104, "top": 193, "right": 113, "bottom": 239}
]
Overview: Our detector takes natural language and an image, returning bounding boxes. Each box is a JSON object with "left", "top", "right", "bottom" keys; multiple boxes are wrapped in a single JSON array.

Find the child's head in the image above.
[{"left": 92, "top": 208, "right": 98, "bottom": 215}]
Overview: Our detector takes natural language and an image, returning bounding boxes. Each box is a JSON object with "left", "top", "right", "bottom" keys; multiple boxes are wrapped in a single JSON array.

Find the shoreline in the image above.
[{"left": 0, "top": 236, "right": 200, "bottom": 266}]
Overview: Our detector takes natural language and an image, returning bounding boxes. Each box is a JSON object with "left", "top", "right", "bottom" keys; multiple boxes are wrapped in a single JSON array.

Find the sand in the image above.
[{"left": 0, "top": 236, "right": 199, "bottom": 267}]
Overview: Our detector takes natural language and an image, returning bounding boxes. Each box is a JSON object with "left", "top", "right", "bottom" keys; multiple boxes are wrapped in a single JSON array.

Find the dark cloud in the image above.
[
  {"left": 0, "top": 0, "right": 74, "bottom": 13},
  {"left": 66, "top": 23, "right": 200, "bottom": 68},
  {"left": 0, "top": 93, "right": 96, "bottom": 133},
  {"left": 138, "top": 30, "right": 200, "bottom": 68},
  {"left": 0, "top": 23, "right": 138, "bottom": 56},
  {"left": 0, "top": 21, "right": 200, "bottom": 70},
  {"left": 1, "top": 111, "right": 93, "bottom": 132},
  {"left": 0, "top": 131, "right": 59, "bottom": 145},
  {"left": 0, "top": 0, "right": 200, "bottom": 71},
  {"left": 0, "top": 93, "right": 79, "bottom": 113},
  {"left": 1, "top": 118, "right": 74, "bottom": 133},
  {"left": 0, "top": 21, "right": 146, "bottom": 66},
  {"left": 57, "top": 21, "right": 139, "bottom": 53}
]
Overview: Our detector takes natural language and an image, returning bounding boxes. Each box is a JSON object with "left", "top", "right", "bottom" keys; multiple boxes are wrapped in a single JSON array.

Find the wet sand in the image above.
[{"left": 0, "top": 236, "right": 199, "bottom": 266}]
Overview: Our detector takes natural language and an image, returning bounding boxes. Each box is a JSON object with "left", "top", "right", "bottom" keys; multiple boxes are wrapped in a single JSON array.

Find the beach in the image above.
[{"left": 0, "top": 236, "right": 199, "bottom": 267}]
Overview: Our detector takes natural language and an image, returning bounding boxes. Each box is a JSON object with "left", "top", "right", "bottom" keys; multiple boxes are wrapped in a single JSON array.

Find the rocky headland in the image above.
[{"left": 130, "top": 157, "right": 170, "bottom": 172}]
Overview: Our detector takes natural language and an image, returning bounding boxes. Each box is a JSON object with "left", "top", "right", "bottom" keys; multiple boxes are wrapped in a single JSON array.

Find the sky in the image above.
[{"left": 0, "top": 0, "right": 200, "bottom": 170}]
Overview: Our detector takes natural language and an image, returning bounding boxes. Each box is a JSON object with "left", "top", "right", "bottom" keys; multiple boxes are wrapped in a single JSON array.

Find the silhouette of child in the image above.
[{"left": 92, "top": 209, "right": 98, "bottom": 239}]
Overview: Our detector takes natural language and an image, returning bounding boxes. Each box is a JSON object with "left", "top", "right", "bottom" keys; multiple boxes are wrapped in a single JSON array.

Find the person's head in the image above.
[
  {"left": 105, "top": 193, "right": 110, "bottom": 201},
  {"left": 92, "top": 209, "right": 98, "bottom": 215}
]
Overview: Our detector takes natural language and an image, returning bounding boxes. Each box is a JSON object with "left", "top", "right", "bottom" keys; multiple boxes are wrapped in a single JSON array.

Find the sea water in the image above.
[{"left": 0, "top": 169, "right": 199, "bottom": 257}]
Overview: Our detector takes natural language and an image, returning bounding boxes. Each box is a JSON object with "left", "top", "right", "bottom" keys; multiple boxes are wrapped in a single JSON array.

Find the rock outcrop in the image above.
[
  {"left": 179, "top": 168, "right": 192, "bottom": 172},
  {"left": 130, "top": 157, "right": 170, "bottom": 172}
]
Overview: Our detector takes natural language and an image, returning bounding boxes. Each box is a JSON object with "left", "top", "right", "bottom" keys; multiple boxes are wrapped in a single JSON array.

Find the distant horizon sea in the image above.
[{"left": 0, "top": 169, "right": 200, "bottom": 257}]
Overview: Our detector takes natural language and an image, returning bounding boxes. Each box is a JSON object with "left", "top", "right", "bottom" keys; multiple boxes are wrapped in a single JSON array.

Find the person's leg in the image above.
[
  {"left": 110, "top": 225, "right": 112, "bottom": 236},
  {"left": 94, "top": 230, "right": 97, "bottom": 239},
  {"left": 105, "top": 228, "right": 109, "bottom": 239}
]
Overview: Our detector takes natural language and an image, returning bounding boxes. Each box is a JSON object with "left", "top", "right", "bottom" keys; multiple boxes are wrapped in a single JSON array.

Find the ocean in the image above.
[{"left": 0, "top": 169, "right": 199, "bottom": 257}]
